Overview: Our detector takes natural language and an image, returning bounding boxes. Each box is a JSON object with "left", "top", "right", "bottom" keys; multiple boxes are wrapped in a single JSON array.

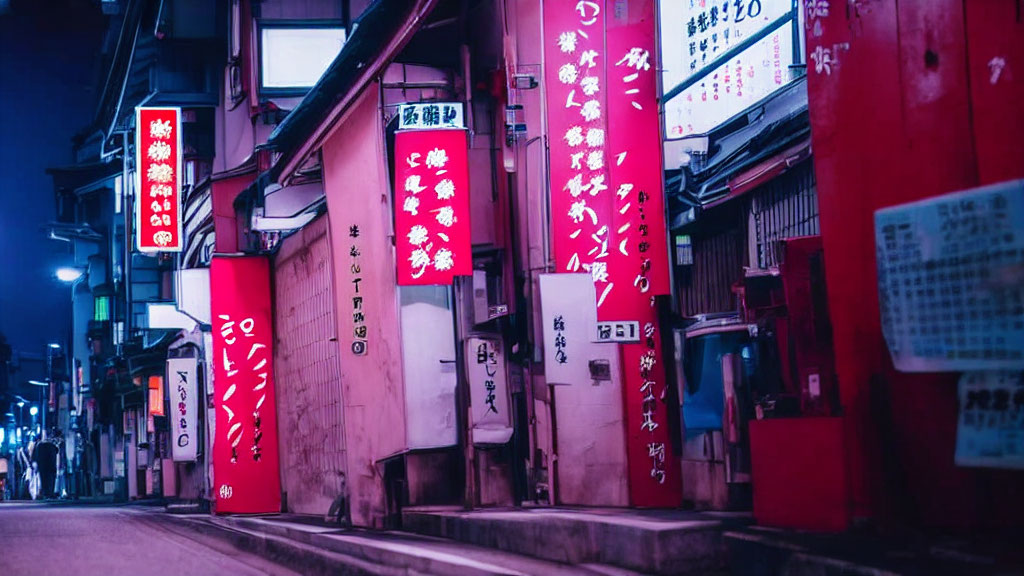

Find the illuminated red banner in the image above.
[
  {"left": 607, "top": 0, "right": 679, "bottom": 507},
  {"left": 605, "top": 0, "right": 671, "bottom": 307},
  {"left": 210, "top": 256, "right": 281, "bottom": 514},
  {"left": 543, "top": 0, "right": 678, "bottom": 506},
  {"left": 135, "top": 107, "right": 182, "bottom": 251},
  {"left": 394, "top": 129, "right": 472, "bottom": 285},
  {"left": 542, "top": 0, "right": 612, "bottom": 306}
]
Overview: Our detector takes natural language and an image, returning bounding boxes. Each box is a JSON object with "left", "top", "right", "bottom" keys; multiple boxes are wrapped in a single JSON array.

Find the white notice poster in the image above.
[
  {"left": 955, "top": 371, "right": 1024, "bottom": 470},
  {"left": 875, "top": 180, "right": 1024, "bottom": 372},
  {"left": 466, "top": 336, "right": 514, "bottom": 445},
  {"left": 539, "top": 273, "right": 599, "bottom": 385},
  {"left": 167, "top": 357, "right": 199, "bottom": 462}
]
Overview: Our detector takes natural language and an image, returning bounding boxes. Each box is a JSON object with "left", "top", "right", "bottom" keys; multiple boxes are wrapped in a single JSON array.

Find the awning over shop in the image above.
[{"left": 667, "top": 76, "right": 811, "bottom": 231}]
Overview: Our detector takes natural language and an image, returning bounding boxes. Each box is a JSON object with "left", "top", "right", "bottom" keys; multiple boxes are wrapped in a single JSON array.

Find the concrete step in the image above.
[
  {"left": 724, "top": 528, "right": 1014, "bottom": 576},
  {"left": 165, "top": 501, "right": 207, "bottom": 515},
  {"left": 139, "top": 510, "right": 629, "bottom": 576},
  {"left": 401, "top": 506, "right": 750, "bottom": 575}
]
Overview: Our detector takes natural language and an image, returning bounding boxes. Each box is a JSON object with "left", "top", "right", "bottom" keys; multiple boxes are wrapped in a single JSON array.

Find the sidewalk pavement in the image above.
[
  {"left": 135, "top": 503, "right": 1024, "bottom": 576},
  {"left": 724, "top": 524, "right": 1024, "bottom": 576},
  {"left": 140, "top": 509, "right": 659, "bottom": 576},
  {"left": 0, "top": 495, "right": 160, "bottom": 507}
]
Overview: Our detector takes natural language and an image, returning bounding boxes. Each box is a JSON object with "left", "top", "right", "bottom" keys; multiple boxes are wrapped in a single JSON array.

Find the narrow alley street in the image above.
[
  {"left": 2, "top": 0, "right": 1023, "bottom": 574},
  {"left": 0, "top": 503, "right": 298, "bottom": 576}
]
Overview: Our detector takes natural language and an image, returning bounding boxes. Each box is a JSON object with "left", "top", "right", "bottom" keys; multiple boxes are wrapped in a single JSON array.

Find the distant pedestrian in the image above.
[
  {"left": 19, "top": 435, "right": 38, "bottom": 500},
  {"left": 34, "top": 434, "right": 58, "bottom": 499}
]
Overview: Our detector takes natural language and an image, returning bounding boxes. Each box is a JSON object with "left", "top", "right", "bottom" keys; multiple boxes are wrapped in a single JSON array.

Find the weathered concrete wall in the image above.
[
  {"left": 273, "top": 214, "right": 347, "bottom": 516},
  {"left": 321, "top": 84, "right": 408, "bottom": 528}
]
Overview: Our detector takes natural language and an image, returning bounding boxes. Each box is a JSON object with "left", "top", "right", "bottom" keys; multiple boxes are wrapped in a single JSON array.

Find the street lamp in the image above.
[
  {"left": 27, "top": 380, "right": 48, "bottom": 433},
  {"left": 49, "top": 343, "right": 61, "bottom": 349},
  {"left": 55, "top": 267, "right": 84, "bottom": 283},
  {"left": 29, "top": 406, "right": 38, "bottom": 417}
]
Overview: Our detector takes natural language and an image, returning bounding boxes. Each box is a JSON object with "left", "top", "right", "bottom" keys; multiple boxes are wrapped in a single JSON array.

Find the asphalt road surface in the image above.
[{"left": 0, "top": 502, "right": 298, "bottom": 576}]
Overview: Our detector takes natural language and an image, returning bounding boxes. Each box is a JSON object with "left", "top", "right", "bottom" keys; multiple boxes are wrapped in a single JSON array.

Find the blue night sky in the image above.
[{"left": 0, "top": 0, "right": 104, "bottom": 380}]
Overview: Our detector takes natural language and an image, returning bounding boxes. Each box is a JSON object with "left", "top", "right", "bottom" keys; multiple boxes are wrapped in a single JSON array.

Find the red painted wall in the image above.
[
  {"left": 212, "top": 174, "right": 252, "bottom": 254},
  {"left": 805, "top": 0, "right": 1024, "bottom": 530}
]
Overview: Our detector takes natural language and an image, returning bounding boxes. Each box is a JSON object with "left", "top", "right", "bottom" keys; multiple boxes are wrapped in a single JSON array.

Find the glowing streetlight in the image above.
[
  {"left": 27, "top": 380, "right": 48, "bottom": 387},
  {"left": 49, "top": 343, "right": 61, "bottom": 349},
  {"left": 55, "top": 267, "right": 84, "bottom": 283},
  {"left": 29, "top": 406, "right": 38, "bottom": 417}
]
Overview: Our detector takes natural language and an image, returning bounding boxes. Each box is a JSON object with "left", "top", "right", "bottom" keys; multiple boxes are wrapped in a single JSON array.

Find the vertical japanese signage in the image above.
[
  {"left": 805, "top": 0, "right": 850, "bottom": 80},
  {"left": 394, "top": 129, "right": 473, "bottom": 285},
  {"left": 348, "top": 224, "right": 369, "bottom": 355},
  {"left": 544, "top": 0, "right": 679, "bottom": 506},
  {"left": 167, "top": 357, "right": 198, "bottom": 462},
  {"left": 135, "top": 107, "right": 183, "bottom": 251},
  {"left": 466, "top": 337, "right": 514, "bottom": 444},
  {"left": 210, "top": 256, "right": 281, "bottom": 514}
]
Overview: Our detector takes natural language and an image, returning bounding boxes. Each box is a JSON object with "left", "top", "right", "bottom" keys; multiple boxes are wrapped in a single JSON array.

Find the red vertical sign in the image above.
[
  {"left": 135, "top": 107, "right": 183, "bottom": 251},
  {"left": 543, "top": 0, "right": 678, "bottom": 506},
  {"left": 542, "top": 0, "right": 612, "bottom": 305},
  {"left": 210, "top": 256, "right": 281, "bottom": 514},
  {"left": 606, "top": 0, "right": 679, "bottom": 508},
  {"left": 606, "top": 0, "right": 671, "bottom": 303},
  {"left": 394, "top": 129, "right": 473, "bottom": 285}
]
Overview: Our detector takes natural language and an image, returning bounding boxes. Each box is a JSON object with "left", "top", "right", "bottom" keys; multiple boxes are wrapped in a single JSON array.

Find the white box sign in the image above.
[
  {"left": 397, "top": 102, "right": 464, "bottom": 130},
  {"left": 466, "top": 336, "right": 513, "bottom": 445},
  {"left": 594, "top": 321, "right": 641, "bottom": 343},
  {"left": 167, "top": 357, "right": 199, "bottom": 462}
]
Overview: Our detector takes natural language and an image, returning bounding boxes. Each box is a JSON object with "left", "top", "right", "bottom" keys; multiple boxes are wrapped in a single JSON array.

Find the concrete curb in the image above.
[
  {"left": 222, "top": 517, "right": 571, "bottom": 576},
  {"left": 402, "top": 508, "right": 735, "bottom": 575},
  {"left": 143, "top": 512, "right": 595, "bottom": 576},
  {"left": 140, "top": 512, "right": 402, "bottom": 576}
]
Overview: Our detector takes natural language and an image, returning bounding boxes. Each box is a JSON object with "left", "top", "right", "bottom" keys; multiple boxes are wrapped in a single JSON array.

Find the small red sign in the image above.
[
  {"left": 393, "top": 129, "right": 473, "bottom": 285},
  {"left": 210, "top": 256, "right": 282, "bottom": 514},
  {"left": 135, "top": 107, "right": 182, "bottom": 251}
]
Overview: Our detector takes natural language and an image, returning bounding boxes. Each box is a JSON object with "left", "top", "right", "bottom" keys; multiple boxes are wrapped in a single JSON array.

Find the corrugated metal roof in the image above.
[{"left": 668, "top": 76, "right": 811, "bottom": 230}]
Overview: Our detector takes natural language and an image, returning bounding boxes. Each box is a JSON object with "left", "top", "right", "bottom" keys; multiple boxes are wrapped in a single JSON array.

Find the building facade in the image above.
[{"left": 45, "top": 0, "right": 1024, "bottom": 535}]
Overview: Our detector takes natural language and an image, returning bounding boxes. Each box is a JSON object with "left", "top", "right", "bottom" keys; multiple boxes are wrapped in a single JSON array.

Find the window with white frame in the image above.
[{"left": 260, "top": 23, "right": 346, "bottom": 93}]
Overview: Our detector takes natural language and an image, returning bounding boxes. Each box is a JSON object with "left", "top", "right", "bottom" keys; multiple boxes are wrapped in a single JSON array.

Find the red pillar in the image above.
[{"left": 804, "top": 0, "right": 1024, "bottom": 530}]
